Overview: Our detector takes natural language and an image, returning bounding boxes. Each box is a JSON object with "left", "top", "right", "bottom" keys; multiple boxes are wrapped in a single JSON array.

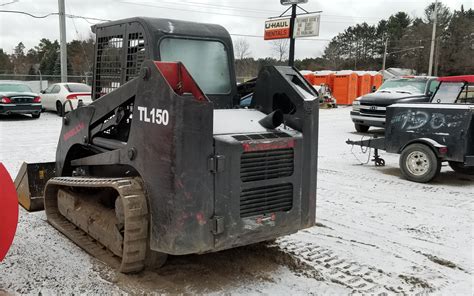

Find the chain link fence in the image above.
[
  {"left": 0, "top": 74, "right": 93, "bottom": 93},
  {"left": 1, "top": 74, "right": 255, "bottom": 91}
]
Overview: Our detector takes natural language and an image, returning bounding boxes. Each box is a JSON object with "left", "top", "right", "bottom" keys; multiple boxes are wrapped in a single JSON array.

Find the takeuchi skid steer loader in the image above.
[{"left": 15, "top": 17, "right": 319, "bottom": 272}]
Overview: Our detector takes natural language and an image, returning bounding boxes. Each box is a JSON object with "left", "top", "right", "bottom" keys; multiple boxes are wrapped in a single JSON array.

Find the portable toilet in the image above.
[
  {"left": 333, "top": 71, "right": 358, "bottom": 105},
  {"left": 369, "top": 73, "right": 383, "bottom": 92},
  {"left": 313, "top": 71, "right": 335, "bottom": 90},
  {"left": 356, "top": 72, "right": 372, "bottom": 97}
]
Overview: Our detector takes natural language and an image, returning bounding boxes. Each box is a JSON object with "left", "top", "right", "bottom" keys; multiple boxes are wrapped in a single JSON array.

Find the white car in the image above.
[{"left": 40, "top": 83, "right": 92, "bottom": 116}]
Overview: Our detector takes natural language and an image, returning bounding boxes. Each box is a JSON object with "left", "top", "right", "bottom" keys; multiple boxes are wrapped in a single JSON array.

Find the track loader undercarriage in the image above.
[{"left": 44, "top": 177, "right": 165, "bottom": 273}]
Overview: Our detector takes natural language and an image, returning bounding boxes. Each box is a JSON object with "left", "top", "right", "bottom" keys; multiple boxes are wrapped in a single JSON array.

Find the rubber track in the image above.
[{"left": 44, "top": 177, "right": 148, "bottom": 273}]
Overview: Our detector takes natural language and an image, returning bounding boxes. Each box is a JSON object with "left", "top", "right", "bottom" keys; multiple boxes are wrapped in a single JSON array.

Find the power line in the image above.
[
  {"left": 119, "top": 0, "right": 280, "bottom": 15},
  {"left": 0, "top": 0, "right": 18, "bottom": 7},
  {"left": 120, "top": 0, "right": 384, "bottom": 21},
  {"left": 0, "top": 9, "right": 110, "bottom": 22},
  {"left": 118, "top": 1, "right": 378, "bottom": 25},
  {"left": 0, "top": 9, "right": 54, "bottom": 18}
]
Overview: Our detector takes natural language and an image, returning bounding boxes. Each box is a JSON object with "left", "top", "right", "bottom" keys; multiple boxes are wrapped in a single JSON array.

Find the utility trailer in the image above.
[
  {"left": 347, "top": 75, "right": 474, "bottom": 183},
  {"left": 15, "top": 17, "right": 320, "bottom": 272}
]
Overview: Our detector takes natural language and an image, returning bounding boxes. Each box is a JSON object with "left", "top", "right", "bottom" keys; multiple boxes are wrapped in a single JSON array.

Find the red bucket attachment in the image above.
[{"left": 0, "top": 163, "right": 19, "bottom": 261}]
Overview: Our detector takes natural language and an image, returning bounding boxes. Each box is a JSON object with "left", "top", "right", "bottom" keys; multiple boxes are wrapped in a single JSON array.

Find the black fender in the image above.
[{"left": 400, "top": 138, "right": 448, "bottom": 158}]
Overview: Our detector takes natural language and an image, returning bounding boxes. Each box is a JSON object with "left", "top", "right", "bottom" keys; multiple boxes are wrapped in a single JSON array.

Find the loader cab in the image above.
[{"left": 91, "top": 17, "right": 238, "bottom": 108}]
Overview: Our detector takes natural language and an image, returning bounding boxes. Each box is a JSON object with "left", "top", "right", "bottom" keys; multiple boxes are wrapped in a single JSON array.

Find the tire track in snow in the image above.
[
  {"left": 319, "top": 168, "right": 474, "bottom": 197},
  {"left": 274, "top": 238, "right": 432, "bottom": 294}
]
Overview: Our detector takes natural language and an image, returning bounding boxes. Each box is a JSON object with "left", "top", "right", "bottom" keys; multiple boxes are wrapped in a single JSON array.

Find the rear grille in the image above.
[
  {"left": 11, "top": 96, "right": 34, "bottom": 104},
  {"left": 241, "top": 148, "right": 293, "bottom": 182},
  {"left": 233, "top": 132, "right": 291, "bottom": 141},
  {"left": 240, "top": 183, "right": 293, "bottom": 218}
]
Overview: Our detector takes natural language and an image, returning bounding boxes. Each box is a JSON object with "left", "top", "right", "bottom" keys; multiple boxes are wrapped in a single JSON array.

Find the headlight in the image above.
[{"left": 352, "top": 99, "right": 361, "bottom": 111}]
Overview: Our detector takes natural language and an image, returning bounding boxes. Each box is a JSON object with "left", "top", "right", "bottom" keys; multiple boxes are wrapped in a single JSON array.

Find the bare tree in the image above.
[
  {"left": 271, "top": 39, "right": 289, "bottom": 62},
  {"left": 234, "top": 38, "right": 251, "bottom": 60}
]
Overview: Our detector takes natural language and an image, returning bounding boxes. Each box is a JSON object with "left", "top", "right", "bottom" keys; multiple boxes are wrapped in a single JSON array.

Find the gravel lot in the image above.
[{"left": 0, "top": 107, "right": 472, "bottom": 294}]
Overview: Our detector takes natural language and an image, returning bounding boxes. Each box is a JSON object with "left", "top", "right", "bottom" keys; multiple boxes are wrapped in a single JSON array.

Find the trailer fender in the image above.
[{"left": 400, "top": 138, "right": 448, "bottom": 158}]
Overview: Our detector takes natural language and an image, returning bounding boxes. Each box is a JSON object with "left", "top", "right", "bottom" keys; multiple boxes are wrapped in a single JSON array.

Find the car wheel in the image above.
[
  {"left": 32, "top": 113, "right": 41, "bottom": 119},
  {"left": 354, "top": 124, "right": 370, "bottom": 133},
  {"left": 448, "top": 161, "right": 474, "bottom": 175},
  {"left": 56, "top": 101, "right": 63, "bottom": 117},
  {"left": 399, "top": 143, "right": 441, "bottom": 183}
]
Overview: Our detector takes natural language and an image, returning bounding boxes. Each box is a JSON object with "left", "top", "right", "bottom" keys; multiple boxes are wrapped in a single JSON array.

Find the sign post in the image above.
[{"left": 288, "top": 4, "right": 297, "bottom": 67}]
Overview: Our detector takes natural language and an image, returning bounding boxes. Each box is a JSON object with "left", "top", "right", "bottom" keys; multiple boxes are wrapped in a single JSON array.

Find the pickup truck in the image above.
[{"left": 351, "top": 76, "right": 439, "bottom": 132}]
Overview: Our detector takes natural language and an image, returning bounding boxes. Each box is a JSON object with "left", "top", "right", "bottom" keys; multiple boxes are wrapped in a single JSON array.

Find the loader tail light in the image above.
[
  {"left": 0, "top": 97, "right": 12, "bottom": 104},
  {"left": 33, "top": 96, "right": 41, "bottom": 103}
]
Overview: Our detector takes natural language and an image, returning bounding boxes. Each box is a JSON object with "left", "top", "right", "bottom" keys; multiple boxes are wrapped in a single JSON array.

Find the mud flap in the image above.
[{"left": 14, "top": 162, "right": 56, "bottom": 211}]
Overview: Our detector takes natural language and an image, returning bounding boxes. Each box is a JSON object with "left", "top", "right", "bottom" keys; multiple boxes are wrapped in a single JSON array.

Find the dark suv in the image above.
[{"left": 350, "top": 76, "right": 439, "bottom": 132}]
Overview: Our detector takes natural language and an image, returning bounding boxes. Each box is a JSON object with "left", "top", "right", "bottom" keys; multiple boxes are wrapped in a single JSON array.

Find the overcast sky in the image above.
[{"left": 0, "top": 0, "right": 471, "bottom": 59}]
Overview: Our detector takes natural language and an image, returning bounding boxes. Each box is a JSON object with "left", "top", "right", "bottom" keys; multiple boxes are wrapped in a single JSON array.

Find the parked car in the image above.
[
  {"left": 40, "top": 83, "right": 92, "bottom": 116},
  {"left": 0, "top": 81, "right": 42, "bottom": 118},
  {"left": 351, "top": 76, "right": 439, "bottom": 132}
]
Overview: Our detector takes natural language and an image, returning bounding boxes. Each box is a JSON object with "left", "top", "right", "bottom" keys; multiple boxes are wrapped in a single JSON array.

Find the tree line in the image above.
[
  {"left": 0, "top": 36, "right": 94, "bottom": 78},
  {"left": 0, "top": 2, "right": 472, "bottom": 81},
  {"left": 321, "top": 3, "right": 473, "bottom": 76}
]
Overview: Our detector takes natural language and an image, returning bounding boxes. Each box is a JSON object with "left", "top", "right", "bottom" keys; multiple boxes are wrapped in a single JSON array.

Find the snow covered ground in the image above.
[{"left": 0, "top": 108, "right": 472, "bottom": 294}]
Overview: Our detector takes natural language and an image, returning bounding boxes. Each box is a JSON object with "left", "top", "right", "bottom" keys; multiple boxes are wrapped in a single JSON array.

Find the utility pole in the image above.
[
  {"left": 428, "top": 0, "right": 438, "bottom": 76},
  {"left": 434, "top": 37, "right": 440, "bottom": 76},
  {"left": 288, "top": 4, "right": 297, "bottom": 67},
  {"left": 58, "top": 0, "right": 67, "bottom": 82},
  {"left": 381, "top": 38, "right": 388, "bottom": 75}
]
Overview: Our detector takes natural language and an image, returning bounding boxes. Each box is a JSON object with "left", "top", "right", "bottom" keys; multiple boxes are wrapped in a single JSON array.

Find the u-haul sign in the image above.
[{"left": 264, "top": 18, "right": 291, "bottom": 40}]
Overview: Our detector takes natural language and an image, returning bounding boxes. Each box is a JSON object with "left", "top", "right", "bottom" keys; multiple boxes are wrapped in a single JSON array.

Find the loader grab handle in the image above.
[{"left": 154, "top": 61, "right": 208, "bottom": 102}]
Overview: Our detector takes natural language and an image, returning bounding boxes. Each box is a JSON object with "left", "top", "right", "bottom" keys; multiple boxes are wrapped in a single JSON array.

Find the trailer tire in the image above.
[
  {"left": 399, "top": 143, "right": 441, "bottom": 183},
  {"left": 448, "top": 161, "right": 474, "bottom": 175},
  {"left": 354, "top": 124, "right": 370, "bottom": 133}
]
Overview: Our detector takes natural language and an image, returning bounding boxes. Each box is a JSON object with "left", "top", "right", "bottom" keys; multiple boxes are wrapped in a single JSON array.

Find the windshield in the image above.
[
  {"left": 0, "top": 83, "right": 33, "bottom": 93},
  {"left": 65, "top": 84, "right": 91, "bottom": 93},
  {"left": 432, "top": 82, "right": 465, "bottom": 103},
  {"left": 159, "top": 38, "right": 231, "bottom": 94},
  {"left": 378, "top": 79, "right": 427, "bottom": 94}
]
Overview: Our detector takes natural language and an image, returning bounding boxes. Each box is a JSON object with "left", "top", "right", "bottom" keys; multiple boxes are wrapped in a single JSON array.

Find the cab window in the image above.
[
  {"left": 432, "top": 82, "right": 464, "bottom": 104},
  {"left": 159, "top": 38, "right": 231, "bottom": 94},
  {"left": 428, "top": 80, "right": 440, "bottom": 96},
  {"left": 457, "top": 85, "right": 474, "bottom": 104}
]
